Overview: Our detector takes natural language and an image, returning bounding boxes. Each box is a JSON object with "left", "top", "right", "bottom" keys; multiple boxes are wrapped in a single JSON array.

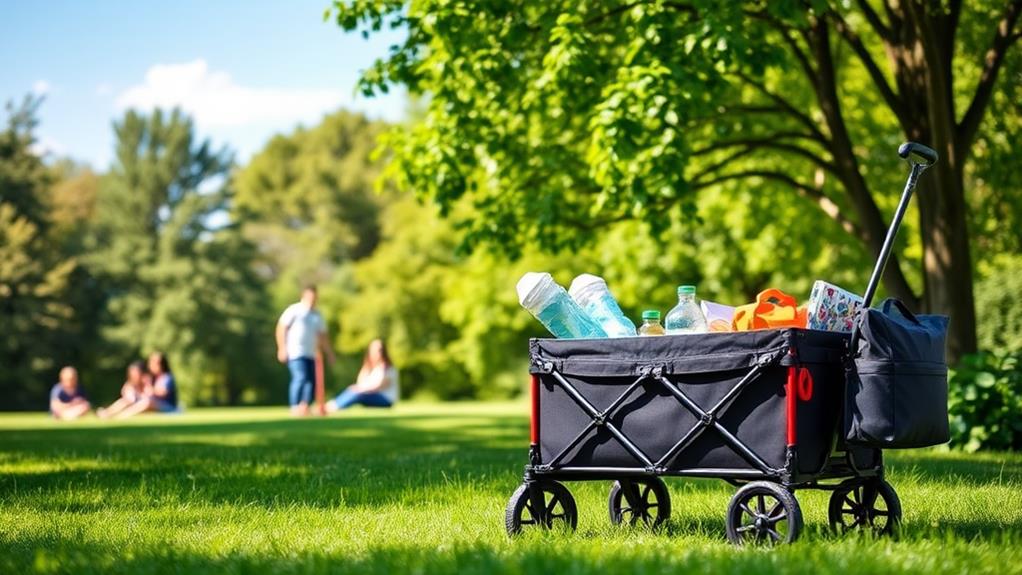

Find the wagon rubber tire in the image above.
[
  {"left": 828, "top": 478, "right": 902, "bottom": 536},
  {"left": 505, "top": 480, "right": 578, "bottom": 536},
  {"left": 725, "top": 481, "right": 803, "bottom": 545},
  {"left": 608, "top": 477, "right": 671, "bottom": 529}
]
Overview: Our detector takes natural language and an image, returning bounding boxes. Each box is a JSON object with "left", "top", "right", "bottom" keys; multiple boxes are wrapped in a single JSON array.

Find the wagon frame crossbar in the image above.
[{"left": 541, "top": 348, "right": 788, "bottom": 476}]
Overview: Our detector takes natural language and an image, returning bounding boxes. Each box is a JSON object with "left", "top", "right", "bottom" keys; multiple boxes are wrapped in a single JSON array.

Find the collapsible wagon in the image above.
[{"left": 504, "top": 143, "right": 948, "bottom": 545}]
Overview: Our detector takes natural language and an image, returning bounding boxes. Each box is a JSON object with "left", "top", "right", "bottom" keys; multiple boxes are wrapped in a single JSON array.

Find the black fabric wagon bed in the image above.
[{"left": 529, "top": 329, "right": 876, "bottom": 479}]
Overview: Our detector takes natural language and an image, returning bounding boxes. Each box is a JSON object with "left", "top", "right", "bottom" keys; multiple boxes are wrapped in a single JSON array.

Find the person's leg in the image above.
[
  {"left": 353, "top": 393, "right": 393, "bottom": 408},
  {"left": 57, "top": 400, "right": 91, "bottom": 420},
  {"left": 288, "top": 359, "right": 311, "bottom": 416},
  {"left": 99, "top": 397, "right": 131, "bottom": 419},
  {"left": 115, "top": 397, "right": 153, "bottom": 419},
  {"left": 328, "top": 389, "right": 392, "bottom": 412},
  {"left": 298, "top": 358, "right": 314, "bottom": 410},
  {"left": 326, "top": 387, "right": 360, "bottom": 412}
]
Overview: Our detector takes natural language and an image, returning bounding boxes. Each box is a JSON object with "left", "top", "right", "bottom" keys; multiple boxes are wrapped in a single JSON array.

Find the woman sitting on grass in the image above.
[
  {"left": 97, "top": 361, "right": 152, "bottom": 419},
  {"left": 114, "top": 352, "right": 179, "bottom": 418},
  {"left": 326, "top": 339, "right": 399, "bottom": 412}
]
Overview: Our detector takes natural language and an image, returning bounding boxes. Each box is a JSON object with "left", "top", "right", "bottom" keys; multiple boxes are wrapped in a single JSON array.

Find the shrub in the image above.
[
  {"left": 948, "top": 350, "right": 1022, "bottom": 452},
  {"left": 975, "top": 256, "right": 1022, "bottom": 353}
]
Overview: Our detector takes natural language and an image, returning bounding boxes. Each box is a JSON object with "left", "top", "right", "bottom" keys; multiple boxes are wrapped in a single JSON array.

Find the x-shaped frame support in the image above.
[{"left": 541, "top": 349, "right": 787, "bottom": 475}]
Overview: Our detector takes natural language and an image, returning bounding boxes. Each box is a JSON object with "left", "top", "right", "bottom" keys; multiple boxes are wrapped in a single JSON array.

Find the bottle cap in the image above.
[
  {"left": 568, "top": 273, "right": 606, "bottom": 300},
  {"left": 517, "top": 272, "right": 554, "bottom": 309},
  {"left": 641, "top": 310, "right": 660, "bottom": 320},
  {"left": 678, "top": 285, "right": 697, "bottom": 295}
]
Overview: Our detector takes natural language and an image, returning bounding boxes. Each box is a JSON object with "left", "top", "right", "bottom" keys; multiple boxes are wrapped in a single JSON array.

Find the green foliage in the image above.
[
  {"left": 87, "top": 109, "right": 274, "bottom": 405},
  {"left": 327, "top": 1, "right": 886, "bottom": 256},
  {"left": 975, "top": 255, "right": 1022, "bottom": 353},
  {"left": 235, "top": 110, "right": 388, "bottom": 280},
  {"left": 0, "top": 96, "right": 51, "bottom": 229},
  {"left": 0, "top": 97, "right": 77, "bottom": 409},
  {"left": 949, "top": 351, "right": 1022, "bottom": 452},
  {"left": 0, "top": 203, "right": 75, "bottom": 407}
]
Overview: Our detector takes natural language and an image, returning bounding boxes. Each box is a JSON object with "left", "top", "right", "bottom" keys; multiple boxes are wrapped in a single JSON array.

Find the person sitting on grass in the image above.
[
  {"left": 50, "top": 366, "right": 91, "bottom": 420},
  {"left": 114, "top": 352, "right": 179, "bottom": 418},
  {"left": 326, "top": 339, "right": 399, "bottom": 412},
  {"left": 97, "top": 360, "right": 152, "bottom": 419}
]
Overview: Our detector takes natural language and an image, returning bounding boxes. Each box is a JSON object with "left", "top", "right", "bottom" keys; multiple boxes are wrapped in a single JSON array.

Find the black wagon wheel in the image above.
[
  {"left": 608, "top": 477, "right": 672, "bottom": 529},
  {"left": 505, "top": 480, "right": 578, "bottom": 536},
  {"left": 828, "top": 478, "right": 902, "bottom": 536},
  {"left": 726, "top": 481, "right": 803, "bottom": 546}
]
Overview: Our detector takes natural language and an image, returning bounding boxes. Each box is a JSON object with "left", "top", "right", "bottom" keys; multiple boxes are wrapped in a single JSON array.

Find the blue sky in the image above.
[{"left": 1, "top": 0, "right": 407, "bottom": 169}]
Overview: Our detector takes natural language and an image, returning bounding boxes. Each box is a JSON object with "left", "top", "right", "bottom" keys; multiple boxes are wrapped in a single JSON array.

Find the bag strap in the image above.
[{"left": 880, "top": 298, "right": 920, "bottom": 324}]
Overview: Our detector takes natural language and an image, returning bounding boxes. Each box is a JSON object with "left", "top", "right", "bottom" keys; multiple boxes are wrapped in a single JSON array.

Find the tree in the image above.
[
  {"left": 235, "top": 110, "right": 389, "bottom": 290},
  {"left": 89, "top": 108, "right": 273, "bottom": 405},
  {"left": 0, "top": 97, "right": 76, "bottom": 408},
  {"left": 0, "top": 96, "right": 51, "bottom": 230},
  {"left": 331, "top": 0, "right": 1022, "bottom": 361}
]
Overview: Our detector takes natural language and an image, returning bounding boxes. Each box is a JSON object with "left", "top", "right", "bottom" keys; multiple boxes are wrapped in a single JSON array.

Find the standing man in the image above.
[{"left": 276, "top": 285, "right": 335, "bottom": 416}]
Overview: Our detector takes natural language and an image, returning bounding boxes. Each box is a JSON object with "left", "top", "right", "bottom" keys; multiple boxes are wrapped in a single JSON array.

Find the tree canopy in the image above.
[{"left": 330, "top": 0, "right": 1022, "bottom": 361}]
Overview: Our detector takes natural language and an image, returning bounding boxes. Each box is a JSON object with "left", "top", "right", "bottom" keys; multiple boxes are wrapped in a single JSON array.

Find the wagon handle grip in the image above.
[
  {"left": 848, "top": 142, "right": 938, "bottom": 355},
  {"left": 897, "top": 142, "right": 938, "bottom": 166}
]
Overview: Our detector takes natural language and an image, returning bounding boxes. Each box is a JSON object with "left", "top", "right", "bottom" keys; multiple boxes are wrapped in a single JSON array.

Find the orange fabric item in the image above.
[{"left": 731, "top": 288, "right": 809, "bottom": 331}]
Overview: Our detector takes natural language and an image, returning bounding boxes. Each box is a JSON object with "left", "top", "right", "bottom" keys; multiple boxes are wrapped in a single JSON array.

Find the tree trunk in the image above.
[
  {"left": 915, "top": 166, "right": 977, "bottom": 362},
  {"left": 885, "top": 2, "right": 979, "bottom": 363},
  {"left": 807, "top": 18, "right": 922, "bottom": 309}
]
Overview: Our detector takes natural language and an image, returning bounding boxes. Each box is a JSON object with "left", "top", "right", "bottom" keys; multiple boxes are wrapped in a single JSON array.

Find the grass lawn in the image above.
[{"left": 1, "top": 402, "right": 1021, "bottom": 574}]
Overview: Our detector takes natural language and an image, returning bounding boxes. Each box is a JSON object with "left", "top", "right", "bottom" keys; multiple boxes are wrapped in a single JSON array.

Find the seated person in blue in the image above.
[
  {"left": 50, "top": 366, "right": 91, "bottom": 420},
  {"left": 326, "top": 339, "right": 399, "bottom": 412},
  {"left": 115, "top": 352, "right": 179, "bottom": 418}
]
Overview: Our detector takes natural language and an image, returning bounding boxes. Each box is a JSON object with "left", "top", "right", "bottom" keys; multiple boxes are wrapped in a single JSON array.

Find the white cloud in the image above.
[
  {"left": 30, "top": 134, "right": 65, "bottom": 158},
  {"left": 32, "top": 80, "right": 50, "bottom": 95},
  {"left": 115, "top": 59, "right": 346, "bottom": 128}
]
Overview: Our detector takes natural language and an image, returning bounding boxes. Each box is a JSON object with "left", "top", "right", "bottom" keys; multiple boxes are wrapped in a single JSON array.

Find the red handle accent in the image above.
[
  {"left": 530, "top": 374, "right": 540, "bottom": 444},
  {"left": 786, "top": 367, "right": 797, "bottom": 447},
  {"left": 797, "top": 367, "right": 814, "bottom": 401}
]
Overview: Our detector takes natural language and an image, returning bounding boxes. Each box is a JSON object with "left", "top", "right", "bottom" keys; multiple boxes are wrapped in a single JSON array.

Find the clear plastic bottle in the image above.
[
  {"left": 638, "top": 310, "right": 666, "bottom": 336},
  {"left": 665, "top": 285, "right": 709, "bottom": 335},
  {"left": 516, "top": 272, "right": 608, "bottom": 339},
  {"left": 568, "top": 274, "right": 637, "bottom": 337}
]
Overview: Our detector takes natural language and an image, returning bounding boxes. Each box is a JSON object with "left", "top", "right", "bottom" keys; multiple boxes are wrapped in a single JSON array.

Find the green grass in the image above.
[{"left": 1, "top": 403, "right": 1021, "bottom": 574}]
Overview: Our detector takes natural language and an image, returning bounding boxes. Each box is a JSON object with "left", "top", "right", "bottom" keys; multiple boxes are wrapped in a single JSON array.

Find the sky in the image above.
[{"left": 0, "top": 0, "right": 407, "bottom": 170}]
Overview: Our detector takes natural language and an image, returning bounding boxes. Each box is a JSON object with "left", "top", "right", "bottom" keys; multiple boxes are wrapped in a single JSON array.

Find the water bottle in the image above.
[
  {"left": 638, "top": 310, "right": 666, "bottom": 336},
  {"left": 665, "top": 285, "right": 708, "bottom": 335},
  {"left": 516, "top": 272, "right": 608, "bottom": 339},
  {"left": 568, "top": 274, "right": 637, "bottom": 337}
]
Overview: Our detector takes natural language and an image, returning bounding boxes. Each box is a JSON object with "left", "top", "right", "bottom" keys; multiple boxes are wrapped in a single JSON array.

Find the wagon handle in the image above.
[
  {"left": 897, "top": 142, "right": 938, "bottom": 166},
  {"left": 848, "top": 142, "right": 939, "bottom": 355}
]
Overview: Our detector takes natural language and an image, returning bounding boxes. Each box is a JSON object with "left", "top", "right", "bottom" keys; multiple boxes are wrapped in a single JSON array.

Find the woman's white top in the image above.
[{"left": 362, "top": 364, "right": 400, "bottom": 404}]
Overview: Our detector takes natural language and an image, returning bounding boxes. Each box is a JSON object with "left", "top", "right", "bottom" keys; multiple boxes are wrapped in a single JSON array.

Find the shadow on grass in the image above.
[
  {"left": 0, "top": 411, "right": 1018, "bottom": 544},
  {"left": 0, "top": 412, "right": 529, "bottom": 509}
]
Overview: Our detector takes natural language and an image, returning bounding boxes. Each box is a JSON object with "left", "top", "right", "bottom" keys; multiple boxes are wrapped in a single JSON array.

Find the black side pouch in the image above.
[{"left": 845, "top": 299, "right": 950, "bottom": 448}]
